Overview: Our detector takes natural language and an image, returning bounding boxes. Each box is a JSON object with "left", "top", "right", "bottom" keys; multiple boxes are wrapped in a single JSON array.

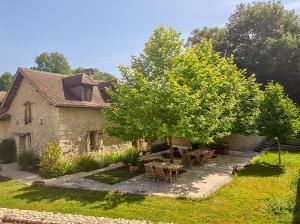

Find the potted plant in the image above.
[{"left": 123, "top": 147, "right": 139, "bottom": 174}]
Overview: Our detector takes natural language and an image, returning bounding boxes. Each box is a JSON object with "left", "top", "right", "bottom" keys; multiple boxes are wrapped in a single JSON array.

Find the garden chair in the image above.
[
  {"left": 180, "top": 150, "right": 195, "bottom": 168},
  {"left": 162, "top": 158, "right": 171, "bottom": 163},
  {"left": 154, "top": 166, "right": 170, "bottom": 182},
  {"left": 144, "top": 164, "right": 157, "bottom": 180},
  {"left": 198, "top": 150, "right": 215, "bottom": 164}
]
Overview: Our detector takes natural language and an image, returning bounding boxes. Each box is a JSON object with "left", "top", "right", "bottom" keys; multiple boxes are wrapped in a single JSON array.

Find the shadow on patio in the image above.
[
  {"left": 294, "top": 171, "right": 300, "bottom": 224},
  {"left": 13, "top": 185, "right": 146, "bottom": 210}
]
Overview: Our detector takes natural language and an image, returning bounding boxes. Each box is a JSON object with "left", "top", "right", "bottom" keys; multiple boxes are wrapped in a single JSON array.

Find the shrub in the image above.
[
  {"left": 149, "top": 142, "right": 169, "bottom": 153},
  {"left": 72, "top": 153, "right": 100, "bottom": 172},
  {"left": 119, "top": 147, "right": 139, "bottom": 166},
  {"left": 40, "top": 140, "right": 67, "bottom": 178},
  {"left": 17, "top": 150, "right": 39, "bottom": 171},
  {"left": 0, "top": 138, "right": 17, "bottom": 163}
]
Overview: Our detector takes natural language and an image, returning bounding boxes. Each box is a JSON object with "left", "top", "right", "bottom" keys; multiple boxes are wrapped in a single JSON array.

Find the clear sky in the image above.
[{"left": 1, "top": 0, "right": 300, "bottom": 78}]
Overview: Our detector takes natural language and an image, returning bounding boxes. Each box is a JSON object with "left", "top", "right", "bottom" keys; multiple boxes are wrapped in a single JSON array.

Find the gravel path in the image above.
[{"left": 0, "top": 208, "right": 171, "bottom": 224}]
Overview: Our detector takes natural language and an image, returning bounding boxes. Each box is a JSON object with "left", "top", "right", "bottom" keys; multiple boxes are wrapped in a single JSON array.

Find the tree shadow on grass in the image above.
[
  {"left": 0, "top": 175, "right": 12, "bottom": 183},
  {"left": 294, "top": 171, "right": 300, "bottom": 224},
  {"left": 13, "top": 185, "right": 145, "bottom": 210},
  {"left": 238, "top": 162, "right": 285, "bottom": 177}
]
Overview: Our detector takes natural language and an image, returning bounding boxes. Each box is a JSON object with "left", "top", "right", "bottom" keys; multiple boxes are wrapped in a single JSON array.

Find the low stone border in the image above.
[{"left": 0, "top": 208, "right": 171, "bottom": 224}]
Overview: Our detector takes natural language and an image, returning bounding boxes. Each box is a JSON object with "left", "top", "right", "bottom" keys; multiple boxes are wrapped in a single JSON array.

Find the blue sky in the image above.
[{"left": 1, "top": 0, "right": 300, "bottom": 78}]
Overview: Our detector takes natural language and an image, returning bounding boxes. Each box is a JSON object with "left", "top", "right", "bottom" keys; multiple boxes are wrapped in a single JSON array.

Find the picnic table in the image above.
[{"left": 145, "top": 161, "right": 183, "bottom": 181}]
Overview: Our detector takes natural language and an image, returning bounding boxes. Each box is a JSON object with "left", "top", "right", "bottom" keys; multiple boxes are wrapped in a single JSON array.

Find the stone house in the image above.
[{"left": 0, "top": 68, "right": 130, "bottom": 157}]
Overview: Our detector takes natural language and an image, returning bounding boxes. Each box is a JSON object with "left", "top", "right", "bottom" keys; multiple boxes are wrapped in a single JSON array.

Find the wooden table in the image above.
[
  {"left": 146, "top": 161, "right": 183, "bottom": 181},
  {"left": 187, "top": 149, "right": 210, "bottom": 157}
]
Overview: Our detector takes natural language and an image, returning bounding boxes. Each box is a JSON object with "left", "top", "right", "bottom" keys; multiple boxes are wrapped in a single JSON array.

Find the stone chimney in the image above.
[{"left": 84, "top": 69, "right": 94, "bottom": 79}]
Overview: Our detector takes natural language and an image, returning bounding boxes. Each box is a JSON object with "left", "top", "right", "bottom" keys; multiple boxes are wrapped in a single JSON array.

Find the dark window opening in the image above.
[
  {"left": 83, "top": 87, "right": 92, "bottom": 101},
  {"left": 24, "top": 102, "right": 32, "bottom": 124}
]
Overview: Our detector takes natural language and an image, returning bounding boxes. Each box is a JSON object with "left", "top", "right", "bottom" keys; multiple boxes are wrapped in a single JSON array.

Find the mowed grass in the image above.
[{"left": 0, "top": 150, "right": 300, "bottom": 224}]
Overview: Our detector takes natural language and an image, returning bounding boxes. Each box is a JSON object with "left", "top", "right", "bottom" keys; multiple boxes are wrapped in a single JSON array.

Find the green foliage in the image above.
[
  {"left": 72, "top": 67, "right": 116, "bottom": 81},
  {"left": 40, "top": 140, "right": 67, "bottom": 178},
  {"left": 149, "top": 142, "right": 169, "bottom": 153},
  {"left": 186, "top": 26, "right": 226, "bottom": 53},
  {"left": 188, "top": 1, "right": 300, "bottom": 104},
  {"left": 33, "top": 52, "right": 72, "bottom": 75},
  {"left": 105, "top": 25, "right": 261, "bottom": 149},
  {"left": 72, "top": 153, "right": 100, "bottom": 172},
  {"left": 0, "top": 138, "right": 16, "bottom": 163},
  {"left": 258, "top": 82, "right": 300, "bottom": 143},
  {"left": 39, "top": 142, "right": 140, "bottom": 177},
  {"left": 118, "top": 147, "right": 139, "bottom": 166},
  {"left": 268, "top": 196, "right": 295, "bottom": 215},
  {"left": 17, "top": 150, "right": 39, "bottom": 171},
  {"left": 0, "top": 72, "right": 14, "bottom": 91}
]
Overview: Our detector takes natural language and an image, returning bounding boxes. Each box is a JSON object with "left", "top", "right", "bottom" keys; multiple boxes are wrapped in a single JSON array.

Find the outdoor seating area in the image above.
[
  {"left": 144, "top": 161, "right": 182, "bottom": 182},
  {"left": 143, "top": 146, "right": 216, "bottom": 182}
]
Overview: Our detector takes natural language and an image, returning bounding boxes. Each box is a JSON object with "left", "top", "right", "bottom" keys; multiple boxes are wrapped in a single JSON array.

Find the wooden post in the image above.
[{"left": 277, "top": 139, "right": 282, "bottom": 165}]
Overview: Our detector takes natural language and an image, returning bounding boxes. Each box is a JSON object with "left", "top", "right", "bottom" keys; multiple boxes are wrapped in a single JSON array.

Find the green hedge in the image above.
[{"left": 0, "top": 138, "right": 16, "bottom": 163}]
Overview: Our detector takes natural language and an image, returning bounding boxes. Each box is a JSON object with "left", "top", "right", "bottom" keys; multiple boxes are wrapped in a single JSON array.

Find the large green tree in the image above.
[
  {"left": 72, "top": 67, "right": 116, "bottom": 81},
  {"left": 0, "top": 72, "right": 14, "bottom": 91},
  {"left": 258, "top": 82, "right": 300, "bottom": 164},
  {"left": 105, "top": 26, "right": 261, "bottom": 162},
  {"left": 188, "top": 1, "right": 300, "bottom": 104},
  {"left": 33, "top": 52, "right": 72, "bottom": 74}
]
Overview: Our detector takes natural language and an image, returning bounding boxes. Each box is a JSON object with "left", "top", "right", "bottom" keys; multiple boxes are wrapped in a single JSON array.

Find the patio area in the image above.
[{"left": 0, "top": 150, "right": 258, "bottom": 198}]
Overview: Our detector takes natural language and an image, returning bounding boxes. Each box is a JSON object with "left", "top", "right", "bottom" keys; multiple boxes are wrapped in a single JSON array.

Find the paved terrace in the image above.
[{"left": 0, "top": 151, "right": 258, "bottom": 198}]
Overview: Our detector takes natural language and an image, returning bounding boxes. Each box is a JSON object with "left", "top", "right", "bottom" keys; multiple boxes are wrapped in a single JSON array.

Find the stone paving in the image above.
[
  {"left": 0, "top": 151, "right": 258, "bottom": 198},
  {"left": 0, "top": 208, "right": 170, "bottom": 224}
]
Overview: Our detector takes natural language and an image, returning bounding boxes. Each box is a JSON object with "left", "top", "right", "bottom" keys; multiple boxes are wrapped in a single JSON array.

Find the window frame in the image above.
[
  {"left": 82, "top": 86, "right": 92, "bottom": 102},
  {"left": 24, "top": 101, "right": 32, "bottom": 124}
]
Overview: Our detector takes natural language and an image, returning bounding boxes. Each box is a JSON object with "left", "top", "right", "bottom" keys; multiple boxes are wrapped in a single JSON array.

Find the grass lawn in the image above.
[
  {"left": 86, "top": 166, "right": 144, "bottom": 184},
  {"left": 0, "top": 150, "right": 299, "bottom": 224}
]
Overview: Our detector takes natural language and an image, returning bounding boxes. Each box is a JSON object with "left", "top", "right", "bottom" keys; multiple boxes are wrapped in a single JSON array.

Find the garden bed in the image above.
[{"left": 86, "top": 165, "right": 145, "bottom": 185}]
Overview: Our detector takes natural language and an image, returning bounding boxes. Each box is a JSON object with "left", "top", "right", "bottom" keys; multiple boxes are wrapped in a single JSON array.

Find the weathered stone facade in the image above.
[{"left": 0, "top": 77, "right": 131, "bottom": 156}]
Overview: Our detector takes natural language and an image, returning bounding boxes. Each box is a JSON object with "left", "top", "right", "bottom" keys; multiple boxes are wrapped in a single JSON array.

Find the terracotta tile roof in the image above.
[{"left": 0, "top": 68, "right": 115, "bottom": 113}]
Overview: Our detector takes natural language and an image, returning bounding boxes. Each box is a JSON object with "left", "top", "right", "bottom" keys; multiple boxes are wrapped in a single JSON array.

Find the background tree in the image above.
[
  {"left": 258, "top": 82, "right": 300, "bottom": 164},
  {"left": 33, "top": 52, "right": 72, "bottom": 74},
  {"left": 188, "top": 1, "right": 300, "bottom": 104},
  {"left": 72, "top": 67, "right": 116, "bottom": 81},
  {"left": 186, "top": 26, "right": 226, "bottom": 53},
  {"left": 0, "top": 72, "right": 14, "bottom": 91}
]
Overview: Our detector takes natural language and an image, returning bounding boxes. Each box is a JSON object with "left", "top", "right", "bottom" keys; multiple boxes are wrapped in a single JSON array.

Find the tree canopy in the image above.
[
  {"left": 258, "top": 82, "right": 300, "bottom": 164},
  {"left": 258, "top": 83, "right": 300, "bottom": 144},
  {"left": 0, "top": 72, "right": 14, "bottom": 91},
  {"left": 187, "top": 1, "right": 300, "bottom": 104},
  {"left": 33, "top": 52, "right": 72, "bottom": 75},
  {"left": 105, "top": 25, "right": 262, "bottom": 161},
  {"left": 72, "top": 67, "right": 116, "bottom": 81}
]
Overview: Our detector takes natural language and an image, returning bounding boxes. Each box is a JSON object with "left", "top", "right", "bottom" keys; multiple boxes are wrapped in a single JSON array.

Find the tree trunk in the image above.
[
  {"left": 132, "top": 139, "right": 139, "bottom": 150},
  {"left": 168, "top": 136, "right": 174, "bottom": 164},
  {"left": 277, "top": 139, "right": 282, "bottom": 165}
]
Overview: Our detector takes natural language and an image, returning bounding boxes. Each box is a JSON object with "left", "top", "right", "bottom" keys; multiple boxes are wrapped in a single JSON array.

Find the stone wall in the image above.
[
  {"left": 0, "top": 78, "right": 59, "bottom": 155},
  {"left": 220, "top": 134, "right": 266, "bottom": 151},
  {"left": 57, "top": 107, "right": 131, "bottom": 156}
]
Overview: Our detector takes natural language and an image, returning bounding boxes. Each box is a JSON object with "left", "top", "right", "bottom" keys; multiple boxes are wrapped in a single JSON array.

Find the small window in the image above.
[
  {"left": 83, "top": 87, "right": 92, "bottom": 101},
  {"left": 24, "top": 102, "right": 32, "bottom": 124}
]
